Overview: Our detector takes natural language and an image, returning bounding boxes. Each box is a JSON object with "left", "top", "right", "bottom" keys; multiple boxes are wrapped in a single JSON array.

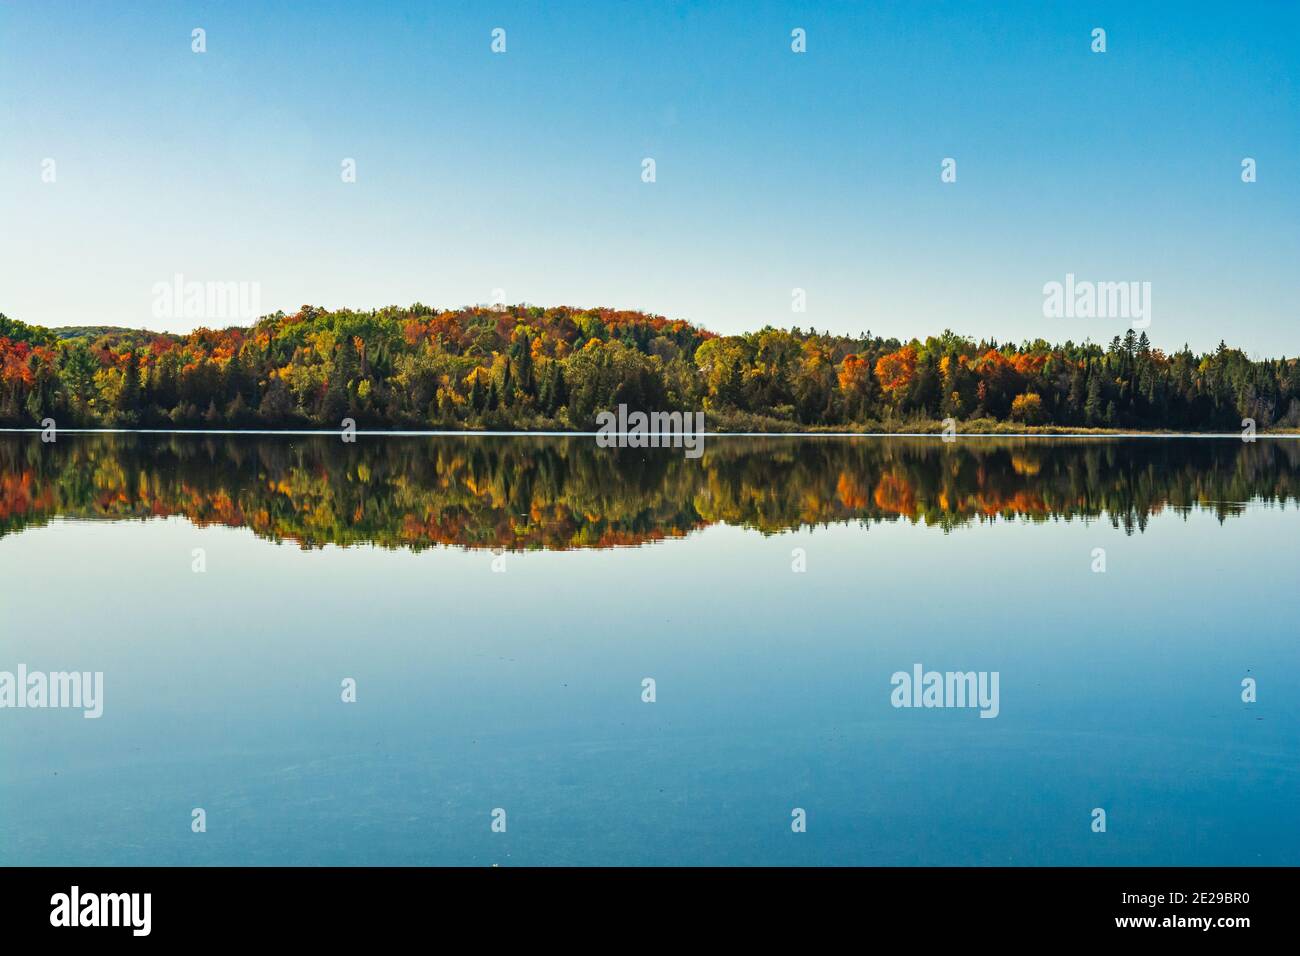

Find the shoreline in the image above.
[{"left": 1, "top": 427, "right": 1295, "bottom": 439}]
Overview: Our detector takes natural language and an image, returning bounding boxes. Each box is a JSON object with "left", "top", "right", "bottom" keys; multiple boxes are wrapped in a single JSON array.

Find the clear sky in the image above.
[{"left": 1, "top": 1, "right": 1296, "bottom": 354}]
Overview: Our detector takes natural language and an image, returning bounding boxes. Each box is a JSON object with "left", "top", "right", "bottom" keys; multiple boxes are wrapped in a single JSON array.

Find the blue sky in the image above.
[{"left": 1, "top": 1, "right": 1296, "bottom": 353}]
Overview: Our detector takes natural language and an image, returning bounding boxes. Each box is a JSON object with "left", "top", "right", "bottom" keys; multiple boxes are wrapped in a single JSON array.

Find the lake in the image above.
[{"left": 1, "top": 433, "right": 1296, "bottom": 865}]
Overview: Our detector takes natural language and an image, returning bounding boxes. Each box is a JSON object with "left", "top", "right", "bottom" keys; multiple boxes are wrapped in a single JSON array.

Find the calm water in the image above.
[{"left": 1, "top": 433, "right": 1297, "bottom": 866}]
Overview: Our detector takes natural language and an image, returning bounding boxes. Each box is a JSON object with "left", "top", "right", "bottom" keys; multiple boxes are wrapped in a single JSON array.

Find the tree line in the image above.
[{"left": 1, "top": 305, "right": 1296, "bottom": 431}]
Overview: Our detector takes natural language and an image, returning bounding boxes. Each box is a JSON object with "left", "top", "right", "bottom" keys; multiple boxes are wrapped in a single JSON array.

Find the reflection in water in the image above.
[
  {"left": 1, "top": 433, "right": 1298, "bottom": 550},
  {"left": 2, "top": 430, "right": 1299, "bottom": 868}
]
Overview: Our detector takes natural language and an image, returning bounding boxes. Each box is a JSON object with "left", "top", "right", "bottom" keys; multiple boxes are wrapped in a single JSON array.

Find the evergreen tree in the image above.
[
  {"left": 1084, "top": 363, "right": 1104, "bottom": 424},
  {"left": 469, "top": 374, "right": 486, "bottom": 413},
  {"left": 116, "top": 349, "right": 142, "bottom": 419},
  {"left": 500, "top": 357, "right": 516, "bottom": 408}
]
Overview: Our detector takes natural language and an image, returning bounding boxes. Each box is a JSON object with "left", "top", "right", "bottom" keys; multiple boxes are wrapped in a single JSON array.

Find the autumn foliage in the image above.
[
  {"left": 874, "top": 346, "right": 918, "bottom": 396},
  {"left": 0, "top": 308, "right": 1295, "bottom": 431}
]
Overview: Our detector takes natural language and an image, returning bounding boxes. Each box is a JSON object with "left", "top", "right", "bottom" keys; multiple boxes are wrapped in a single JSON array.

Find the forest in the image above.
[{"left": 0, "top": 304, "right": 1296, "bottom": 431}]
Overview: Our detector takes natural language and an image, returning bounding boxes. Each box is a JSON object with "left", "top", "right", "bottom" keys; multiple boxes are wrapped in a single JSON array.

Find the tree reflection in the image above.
[{"left": 1, "top": 435, "right": 1295, "bottom": 550}]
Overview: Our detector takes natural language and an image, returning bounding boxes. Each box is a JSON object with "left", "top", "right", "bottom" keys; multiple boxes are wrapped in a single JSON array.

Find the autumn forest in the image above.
[{"left": 1, "top": 305, "right": 1297, "bottom": 432}]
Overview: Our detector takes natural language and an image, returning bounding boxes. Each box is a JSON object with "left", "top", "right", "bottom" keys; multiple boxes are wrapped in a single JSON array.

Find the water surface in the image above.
[{"left": 1, "top": 434, "right": 1296, "bottom": 865}]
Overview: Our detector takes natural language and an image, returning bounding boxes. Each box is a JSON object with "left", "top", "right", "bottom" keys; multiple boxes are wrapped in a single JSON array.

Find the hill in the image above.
[{"left": 0, "top": 303, "right": 1295, "bottom": 431}]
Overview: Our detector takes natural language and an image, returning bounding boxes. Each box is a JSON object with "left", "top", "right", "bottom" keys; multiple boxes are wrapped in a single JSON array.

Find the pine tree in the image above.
[
  {"left": 514, "top": 333, "right": 535, "bottom": 398},
  {"left": 537, "top": 362, "right": 554, "bottom": 413},
  {"left": 117, "top": 349, "right": 142, "bottom": 415},
  {"left": 1084, "top": 364, "right": 1104, "bottom": 424},
  {"left": 501, "top": 357, "right": 516, "bottom": 408},
  {"left": 1067, "top": 362, "right": 1088, "bottom": 421},
  {"left": 552, "top": 364, "right": 568, "bottom": 411}
]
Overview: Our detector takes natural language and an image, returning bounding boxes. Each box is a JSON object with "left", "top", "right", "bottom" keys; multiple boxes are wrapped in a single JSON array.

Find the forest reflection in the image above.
[{"left": 2, "top": 434, "right": 1297, "bottom": 551}]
